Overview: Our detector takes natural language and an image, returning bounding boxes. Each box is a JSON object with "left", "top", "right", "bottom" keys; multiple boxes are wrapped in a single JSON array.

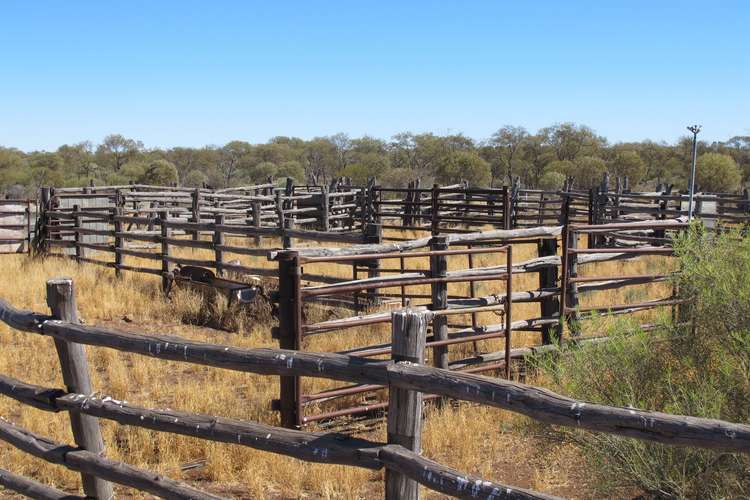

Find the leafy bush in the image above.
[
  {"left": 534, "top": 227, "right": 750, "bottom": 498},
  {"left": 695, "top": 153, "right": 742, "bottom": 193}
]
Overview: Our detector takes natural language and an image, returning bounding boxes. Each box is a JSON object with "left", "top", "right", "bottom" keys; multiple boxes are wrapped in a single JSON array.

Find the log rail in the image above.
[{"left": 1, "top": 290, "right": 750, "bottom": 499}]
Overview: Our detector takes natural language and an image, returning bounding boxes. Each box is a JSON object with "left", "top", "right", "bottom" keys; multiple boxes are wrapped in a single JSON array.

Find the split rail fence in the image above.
[{"left": 2, "top": 280, "right": 750, "bottom": 499}]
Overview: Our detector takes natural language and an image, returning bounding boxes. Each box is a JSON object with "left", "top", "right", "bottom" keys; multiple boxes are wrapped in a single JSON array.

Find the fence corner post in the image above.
[
  {"left": 46, "top": 278, "right": 114, "bottom": 500},
  {"left": 386, "top": 309, "right": 428, "bottom": 500}
]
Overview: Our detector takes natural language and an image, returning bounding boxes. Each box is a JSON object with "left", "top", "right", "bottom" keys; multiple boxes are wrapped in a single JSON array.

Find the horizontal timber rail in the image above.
[
  {"left": 273, "top": 236, "right": 516, "bottom": 427},
  {"left": 559, "top": 219, "right": 689, "bottom": 336},
  {"left": 2, "top": 279, "right": 749, "bottom": 498},
  {"left": 1, "top": 297, "right": 749, "bottom": 463}
]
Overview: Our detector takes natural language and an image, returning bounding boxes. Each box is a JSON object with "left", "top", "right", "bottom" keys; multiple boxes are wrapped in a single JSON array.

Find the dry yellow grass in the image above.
[{"left": 0, "top": 229, "right": 673, "bottom": 498}]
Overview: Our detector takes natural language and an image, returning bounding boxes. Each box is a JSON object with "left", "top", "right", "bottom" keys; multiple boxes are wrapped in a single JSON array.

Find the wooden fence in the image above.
[
  {"left": 266, "top": 219, "right": 693, "bottom": 427},
  {"left": 2, "top": 280, "right": 750, "bottom": 499},
  {"left": 38, "top": 185, "right": 372, "bottom": 288},
  {"left": 31, "top": 193, "right": 695, "bottom": 429},
  {"left": 0, "top": 199, "right": 34, "bottom": 254}
]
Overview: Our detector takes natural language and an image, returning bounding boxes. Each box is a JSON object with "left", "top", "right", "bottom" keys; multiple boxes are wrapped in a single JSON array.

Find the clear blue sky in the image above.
[{"left": 1, "top": 1, "right": 748, "bottom": 151}]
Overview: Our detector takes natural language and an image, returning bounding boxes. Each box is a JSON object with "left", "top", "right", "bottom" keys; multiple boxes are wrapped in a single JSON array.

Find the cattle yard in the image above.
[{"left": 0, "top": 178, "right": 749, "bottom": 498}]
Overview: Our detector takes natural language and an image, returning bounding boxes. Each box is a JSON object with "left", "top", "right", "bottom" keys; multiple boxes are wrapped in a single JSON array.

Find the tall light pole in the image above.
[{"left": 686, "top": 125, "right": 702, "bottom": 221}]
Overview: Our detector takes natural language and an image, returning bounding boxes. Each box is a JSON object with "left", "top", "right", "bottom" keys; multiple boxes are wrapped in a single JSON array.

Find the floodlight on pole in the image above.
[{"left": 686, "top": 125, "right": 702, "bottom": 221}]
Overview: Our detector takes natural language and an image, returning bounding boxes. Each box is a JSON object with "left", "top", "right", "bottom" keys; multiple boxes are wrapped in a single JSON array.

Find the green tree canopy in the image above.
[
  {"left": 571, "top": 156, "right": 606, "bottom": 188},
  {"left": 538, "top": 170, "right": 566, "bottom": 191},
  {"left": 695, "top": 153, "right": 742, "bottom": 193},
  {"left": 436, "top": 151, "right": 491, "bottom": 186},
  {"left": 277, "top": 161, "right": 305, "bottom": 182},
  {"left": 141, "top": 159, "right": 178, "bottom": 185},
  {"left": 183, "top": 169, "right": 208, "bottom": 188},
  {"left": 609, "top": 150, "right": 646, "bottom": 186}
]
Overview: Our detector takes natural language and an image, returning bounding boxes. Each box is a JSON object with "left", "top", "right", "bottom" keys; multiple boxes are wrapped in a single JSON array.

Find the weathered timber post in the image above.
[
  {"left": 147, "top": 202, "right": 157, "bottom": 232},
  {"left": 357, "top": 186, "right": 367, "bottom": 229},
  {"left": 429, "top": 236, "right": 449, "bottom": 369},
  {"left": 502, "top": 185, "right": 511, "bottom": 230},
  {"left": 113, "top": 207, "right": 123, "bottom": 278},
  {"left": 190, "top": 188, "right": 200, "bottom": 241},
  {"left": 38, "top": 187, "right": 52, "bottom": 254},
  {"left": 25, "top": 199, "right": 31, "bottom": 255},
  {"left": 276, "top": 251, "right": 302, "bottom": 428},
  {"left": 364, "top": 222, "right": 382, "bottom": 305},
  {"left": 559, "top": 192, "right": 571, "bottom": 226},
  {"left": 655, "top": 185, "right": 672, "bottom": 244},
  {"left": 560, "top": 227, "right": 580, "bottom": 338},
  {"left": 511, "top": 177, "right": 520, "bottom": 228},
  {"left": 159, "top": 210, "right": 171, "bottom": 292},
  {"left": 46, "top": 279, "right": 114, "bottom": 500},
  {"left": 537, "top": 237, "right": 559, "bottom": 344},
  {"left": 614, "top": 176, "right": 622, "bottom": 222},
  {"left": 403, "top": 181, "right": 412, "bottom": 227},
  {"left": 385, "top": 309, "right": 428, "bottom": 500},
  {"left": 504, "top": 245, "right": 513, "bottom": 379},
  {"left": 462, "top": 180, "right": 470, "bottom": 219},
  {"left": 466, "top": 245, "right": 479, "bottom": 353},
  {"left": 320, "top": 186, "right": 330, "bottom": 232},
  {"left": 430, "top": 184, "right": 440, "bottom": 236},
  {"left": 73, "top": 204, "right": 83, "bottom": 263},
  {"left": 251, "top": 201, "right": 262, "bottom": 246},
  {"left": 214, "top": 214, "right": 225, "bottom": 277},
  {"left": 587, "top": 188, "right": 596, "bottom": 248},
  {"left": 411, "top": 180, "right": 420, "bottom": 227},
  {"left": 283, "top": 218, "right": 294, "bottom": 249},
  {"left": 276, "top": 190, "right": 292, "bottom": 248}
]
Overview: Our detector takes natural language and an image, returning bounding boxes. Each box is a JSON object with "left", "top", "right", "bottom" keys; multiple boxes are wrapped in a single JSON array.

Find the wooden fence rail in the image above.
[
  {"left": 1, "top": 284, "right": 750, "bottom": 499},
  {"left": 0, "top": 199, "right": 35, "bottom": 254}
]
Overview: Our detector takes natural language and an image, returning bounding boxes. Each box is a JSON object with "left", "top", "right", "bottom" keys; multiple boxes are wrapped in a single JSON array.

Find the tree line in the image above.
[{"left": 1, "top": 123, "right": 749, "bottom": 198}]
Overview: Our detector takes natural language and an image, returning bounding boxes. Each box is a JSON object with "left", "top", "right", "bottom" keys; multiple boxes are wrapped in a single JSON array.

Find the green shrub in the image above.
[{"left": 533, "top": 227, "right": 750, "bottom": 498}]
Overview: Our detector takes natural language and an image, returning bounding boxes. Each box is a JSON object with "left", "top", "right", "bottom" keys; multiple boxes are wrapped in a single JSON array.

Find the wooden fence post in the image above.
[
  {"left": 560, "top": 227, "right": 580, "bottom": 338},
  {"left": 429, "top": 236, "right": 449, "bottom": 369},
  {"left": 504, "top": 245, "right": 513, "bottom": 379},
  {"left": 191, "top": 188, "right": 200, "bottom": 241},
  {"left": 283, "top": 218, "right": 294, "bottom": 249},
  {"left": 276, "top": 191, "right": 292, "bottom": 249},
  {"left": 276, "top": 251, "right": 302, "bottom": 428},
  {"left": 537, "top": 238, "right": 559, "bottom": 345},
  {"left": 510, "top": 177, "right": 520, "bottom": 228},
  {"left": 587, "top": 188, "right": 596, "bottom": 248},
  {"left": 320, "top": 187, "right": 330, "bottom": 232},
  {"left": 502, "top": 185, "right": 511, "bottom": 230},
  {"left": 251, "top": 201, "right": 262, "bottom": 246},
  {"left": 114, "top": 207, "right": 123, "bottom": 278},
  {"left": 73, "top": 204, "right": 82, "bottom": 263},
  {"left": 402, "top": 181, "right": 411, "bottom": 227},
  {"left": 214, "top": 214, "right": 225, "bottom": 277},
  {"left": 364, "top": 223, "right": 382, "bottom": 306},
  {"left": 386, "top": 309, "right": 428, "bottom": 500},
  {"left": 25, "top": 199, "right": 31, "bottom": 255},
  {"left": 559, "top": 193, "right": 571, "bottom": 226},
  {"left": 46, "top": 279, "right": 114, "bottom": 500},
  {"left": 160, "top": 211, "right": 171, "bottom": 292},
  {"left": 430, "top": 184, "right": 440, "bottom": 236}
]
